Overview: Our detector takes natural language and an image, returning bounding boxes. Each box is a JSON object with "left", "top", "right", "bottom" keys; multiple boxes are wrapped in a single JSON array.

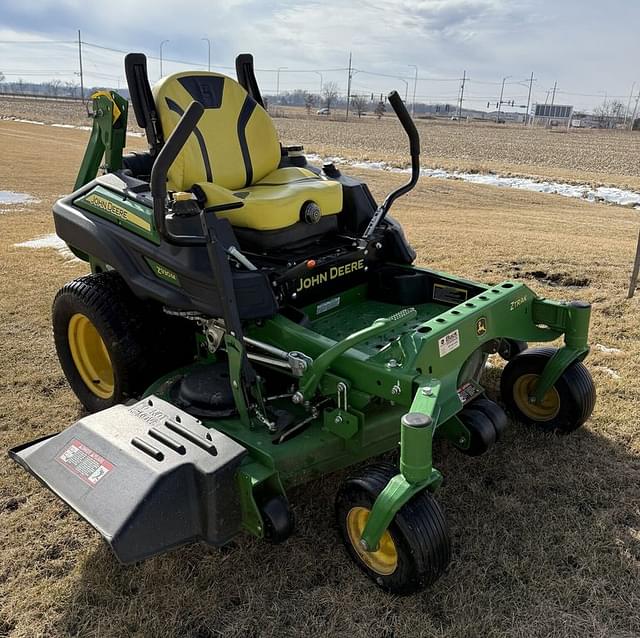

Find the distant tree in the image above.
[
  {"left": 64, "top": 80, "right": 79, "bottom": 98},
  {"left": 47, "top": 79, "right": 62, "bottom": 97},
  {"left": 374, "top": 100, "right": 386, "bottom": 119},
  {"left": 351, "top": 93, "right": 367, "bottom": 118},
  {"left": 17, "top": 77, "right": 24, "bottom": 94},
  {"left": 0, "top": 71, "right": 4, "bottom": 83},
  {"left": 593, "top": 99, "right": 625, "bottom": 128},
  {"left": 322, "top": 81, "right": 339, "bottom": 111},
  {"left": 304, "top": 91, "right": 316, "bottom": 114},
  {"left": 610, "top": 99, "right": 625, "bottom": 121}
]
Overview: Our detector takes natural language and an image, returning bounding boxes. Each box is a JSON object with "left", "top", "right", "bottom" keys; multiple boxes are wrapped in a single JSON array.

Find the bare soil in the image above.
[
  {"left": 2, "top": 96, "right": 640, "bottom": 188},
  {"left": 0, "top": 120, "right": 639, "bottom": 638}
]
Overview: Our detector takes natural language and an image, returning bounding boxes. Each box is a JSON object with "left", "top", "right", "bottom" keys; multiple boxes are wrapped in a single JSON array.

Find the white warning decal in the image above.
[
  {"left": 438, "top": 329, "right": 460, "bottom": 357},
  {"left": 57, "top": 439, "right": 114, "bottom": 487}
]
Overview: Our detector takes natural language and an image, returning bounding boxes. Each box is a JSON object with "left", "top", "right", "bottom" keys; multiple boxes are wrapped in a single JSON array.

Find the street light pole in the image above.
[
  {"left": 399, "top": 78, "right": 408, "bottom": 103},
  {"left": 160, "top": 39, "right": 170, "bottom": 78},
  {"left": 276, "top": 67, "right": 287, "bottom": 99},
  {"left": 312, "top": 70, "right": 323, "bottom": 95},
  {"left": 408, "top": 64, "right": 418, "bottom": 117},
  {"left": 201, "top": 37, "right": 211, "bottom": 72}
]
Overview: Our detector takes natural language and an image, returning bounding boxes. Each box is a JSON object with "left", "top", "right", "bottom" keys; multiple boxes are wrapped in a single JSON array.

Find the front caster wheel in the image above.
[
  {"left": 260, "top": 495, "right": 295, "bottom": 543},
  {"left": 500, "top": 347, "right": 596, "bottom": 432},
  {"left": 335, "top": 462, "right": 450, "bottom": 595}
]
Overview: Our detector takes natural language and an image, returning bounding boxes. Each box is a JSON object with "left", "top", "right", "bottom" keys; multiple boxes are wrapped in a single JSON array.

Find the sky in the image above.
[{"left": 0, "top": 0, "right": 638, "bottom": 112}]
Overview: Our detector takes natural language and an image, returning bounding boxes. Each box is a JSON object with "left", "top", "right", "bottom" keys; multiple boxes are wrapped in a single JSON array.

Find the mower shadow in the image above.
[{"left": 59, "top": 416, "right": 640, "bottom": 638}]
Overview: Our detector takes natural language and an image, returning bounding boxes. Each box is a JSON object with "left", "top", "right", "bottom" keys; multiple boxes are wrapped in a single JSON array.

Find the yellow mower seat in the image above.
[{"left": 153, "top": 71, "right": 342, "bottom": 231}]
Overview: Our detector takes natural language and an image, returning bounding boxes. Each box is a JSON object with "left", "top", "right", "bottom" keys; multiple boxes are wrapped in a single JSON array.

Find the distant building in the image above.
[{"left": 532, "top": 103, "right": 574, "bottom": 127}]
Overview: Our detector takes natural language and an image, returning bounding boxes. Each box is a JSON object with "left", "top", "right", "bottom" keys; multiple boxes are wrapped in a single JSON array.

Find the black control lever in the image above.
[
  {"left": 362, "top": 91, "right": 420, "bottom": 238},
  {"left": 150, "top": 100, "right": 207, "bottom": 246}
]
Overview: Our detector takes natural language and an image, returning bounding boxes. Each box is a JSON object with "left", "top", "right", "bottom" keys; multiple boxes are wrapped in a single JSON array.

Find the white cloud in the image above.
[{"left": 0, "top": 0, "right": 637, "bottom": 111}]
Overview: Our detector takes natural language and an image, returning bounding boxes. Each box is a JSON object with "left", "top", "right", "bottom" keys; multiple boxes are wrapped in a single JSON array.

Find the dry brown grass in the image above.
[{"left": 1, "top": 120, "right": 639, "bottom": 638}]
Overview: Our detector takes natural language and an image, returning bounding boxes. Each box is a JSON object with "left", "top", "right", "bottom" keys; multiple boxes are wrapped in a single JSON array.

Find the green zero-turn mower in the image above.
[{"left": 10, "top": 53, "right": 597, "bottom": 595}]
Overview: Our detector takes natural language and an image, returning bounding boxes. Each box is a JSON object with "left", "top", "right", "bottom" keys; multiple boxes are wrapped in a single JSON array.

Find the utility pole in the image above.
[
  {"left": 346, "top": 51, "right": 353, "bottom": 120},
  {"left": 496, "top": 76, "right": 509, "bottom": 123},
  {"left": 547, "top": 80, "right": 557, "bottom": 127},
  {"left": 77, "top": 29, "right": 84, "bottom": 102},
  {"left": 160, "top": 40, "right": 170, "bottom": 78},
  {"left": 201, "top": 37, "right": 211, "bottom": 72},
  {"left": 630, "top": 89, "right": 640, "bottom": 131},
  {"left": 457, "top": 70, "right": 466, "bottom": 122},
  {"left": 624, "top": 81, "right": 636, "bottom": 127},
  {"left": 408, "top": 64, "right": 418, "bottom": 117},
  {"left": 524, "top": 71, "right": 534, "bottom": 126}
]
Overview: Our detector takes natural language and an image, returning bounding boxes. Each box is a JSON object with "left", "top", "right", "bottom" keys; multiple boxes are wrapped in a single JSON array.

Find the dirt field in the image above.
[
  {"left": 2, "top": 96, "right": 640, "bottom": 189},
  {"left": 1, "top": 119, "right": 639, "bottom": 638}
]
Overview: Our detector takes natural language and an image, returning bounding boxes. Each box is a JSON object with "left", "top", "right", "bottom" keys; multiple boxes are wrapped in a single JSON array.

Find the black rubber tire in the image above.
[
  {"left": 498, "top": 339, "right": 528, "bottom": 361},
  {"left": 500, "top": 347, "right": 596, "bottom": 433},
  {"left": 470, "top": 397, "right": 509, "bottom": 441},
  {"left": 458, "top": 408, "right": 497, "bottom": 455},
  {"left": 53, "top": 271, "right": 193, "bottom": 413},
  {"left": 261, "top": 495, "right": 295, "bottom": 544},
  {"left": 335, "top": 462, "right": 451, "bottom": 595}
]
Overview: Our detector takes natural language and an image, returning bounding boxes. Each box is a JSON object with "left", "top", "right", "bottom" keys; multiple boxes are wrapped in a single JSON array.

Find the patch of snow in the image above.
[
  {"left": 0, "top": 191, "right": 40, "bottom": 205},
  {"left": 15, "top": 234, "right": 80, "bottom": 262},
  {"left": 594, "top": 366, "right": 621, "bottom": 379},
  {"left": 8, "top": 117, "right": 138, "bottom": 136},
  {"left": 307, "top": 154, "right": 640, "bottom": 211},
  {"left": 594, "top": 343, "right": 623, "bottom": 354}
]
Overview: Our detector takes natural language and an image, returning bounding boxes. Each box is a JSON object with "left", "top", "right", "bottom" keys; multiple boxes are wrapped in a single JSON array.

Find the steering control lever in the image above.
[{"left": 362, "top": 91, "right": 421, "bottom": 238}]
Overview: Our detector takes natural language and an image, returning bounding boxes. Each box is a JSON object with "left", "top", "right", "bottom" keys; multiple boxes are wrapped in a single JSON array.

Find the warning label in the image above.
[
  {"left": 57, "top": 439, "right": 114, "bottom": 487},
  {"left": 438, "top": 329, "right": 460, "bottom": 357},
  {"left": 457, "top": 382, "right": 481, "bottom": 404}
]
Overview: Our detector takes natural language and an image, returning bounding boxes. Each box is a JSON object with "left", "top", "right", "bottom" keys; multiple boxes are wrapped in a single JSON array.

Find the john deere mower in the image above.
[{"left": 10, "top": 53, "right": 596, "bottom": 594}]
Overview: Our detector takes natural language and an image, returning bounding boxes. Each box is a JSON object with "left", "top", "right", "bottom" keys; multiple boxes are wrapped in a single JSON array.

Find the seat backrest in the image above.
[{"left": 153, "top": 71, "right": 281, "bottom": 192}]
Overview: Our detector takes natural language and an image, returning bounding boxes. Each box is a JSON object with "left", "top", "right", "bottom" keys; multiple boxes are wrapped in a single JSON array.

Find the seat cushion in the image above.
[
  {"left": 194, "top": 167, "right": 343, "bottom": 231},
  {"left": 153, "top": 71, "right": 281, "bottom": 192}
]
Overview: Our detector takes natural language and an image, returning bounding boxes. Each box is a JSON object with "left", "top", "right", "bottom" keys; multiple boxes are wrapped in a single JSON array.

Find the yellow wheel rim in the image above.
[
  {"left": 513, "top": 373, "right": 560, "bottom": 421},
  {"left": 68, "top": 313, "right": 114, "bottom": 399},
  {"left": 346, "top": 506, "right": 398, "bottom": 576}
]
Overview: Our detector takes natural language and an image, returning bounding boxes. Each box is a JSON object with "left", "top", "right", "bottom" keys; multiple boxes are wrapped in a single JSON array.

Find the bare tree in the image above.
[
  {"left": 322, "top": 81, "right": 339, "bottom": 111},
  {"left": 374, "top": 100, "right": 386, "bottom": 120},
  {"left": 47, "top": 79, "right": 62, "bottom": 97},
  {"left": 304, "top": 91, "right": 316, "bottom": 115},
  {"left": 351, "top": 94, "right": 367, "bottom": 118},
  {"left": 610, "top": 99, "right": 625, "bottom": 122},
  {"left": 64, "top": 80, "right": 79, "bottom": 99}
]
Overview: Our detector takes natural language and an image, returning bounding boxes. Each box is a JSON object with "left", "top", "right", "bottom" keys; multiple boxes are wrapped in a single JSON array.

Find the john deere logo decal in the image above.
[
  {"left": 84, "top": 193, "right": 151, "bottom": 231},
  {"left": 476, "top": 317, "right": 487, "bottom": 335}
]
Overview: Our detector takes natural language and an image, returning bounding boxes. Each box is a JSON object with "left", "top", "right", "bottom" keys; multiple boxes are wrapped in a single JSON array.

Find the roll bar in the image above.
[
  {"left": 362, "top": 90, "right": 421, "bottom": 239},
  {"left": 150, "top": 101, "right": 208, "bottom": 246}
]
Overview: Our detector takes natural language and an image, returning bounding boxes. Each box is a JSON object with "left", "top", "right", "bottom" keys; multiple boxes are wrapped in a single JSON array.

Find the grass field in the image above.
[{"left": 0, "top": 113, "right": 639, "bottom": 638}]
